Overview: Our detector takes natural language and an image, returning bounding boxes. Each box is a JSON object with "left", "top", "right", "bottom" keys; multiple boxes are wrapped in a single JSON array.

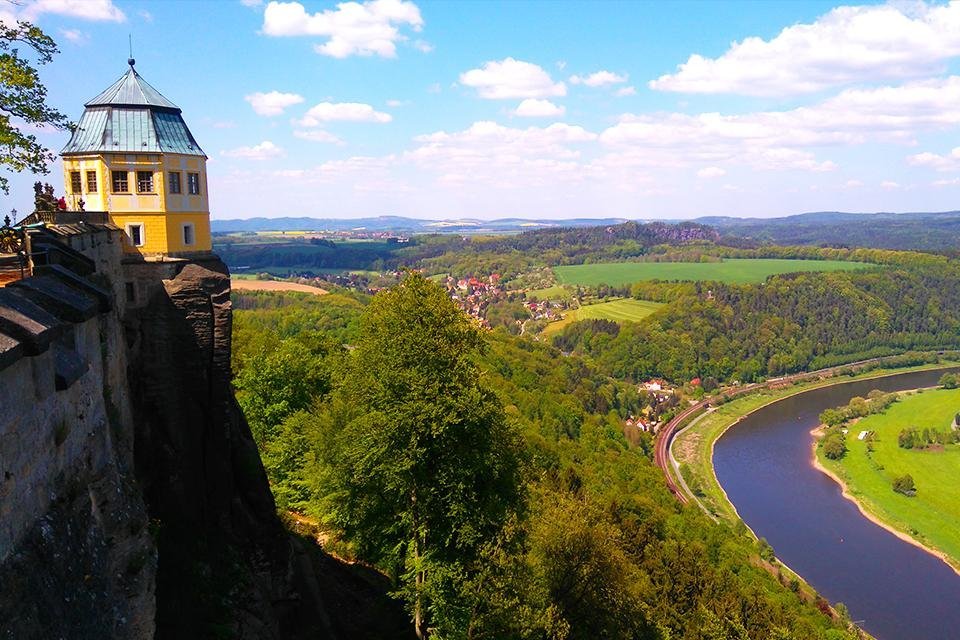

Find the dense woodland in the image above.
[{"left": 232, "top": 279, "right": 862, "bottom": 639}]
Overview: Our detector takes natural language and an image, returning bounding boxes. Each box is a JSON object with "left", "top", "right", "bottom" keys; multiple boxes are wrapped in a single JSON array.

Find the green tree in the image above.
[
  {"left": 317, "top": 273, "right": 523, "bottom": 638},
  {"left": 940, "top": 373, "right": 959, "bottom": 389},
  {"left": 0, "top": 22, "right": 70, "bottom": 193},
  {"left": 822, "top": 430, "right": 847, "bottom": 460},
  {"left": 893, "top": 474, "right": 916, "bottom": 496}
]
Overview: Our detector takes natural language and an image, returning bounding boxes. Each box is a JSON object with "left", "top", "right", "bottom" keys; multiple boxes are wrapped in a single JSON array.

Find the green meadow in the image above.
[
  {"left": 818, "top": 387, "right": 960, "bottom": 569},
  {"left": 542, "top": 298, "right": 663, "bottom": 336},
  {"left": 554, "top": 258, "right": 870, "bottom": 287}
]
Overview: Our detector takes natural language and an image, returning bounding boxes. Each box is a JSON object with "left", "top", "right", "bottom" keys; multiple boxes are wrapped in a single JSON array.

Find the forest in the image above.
[{"left": 232, "top": 277, "right": 863, "bottom": 640}]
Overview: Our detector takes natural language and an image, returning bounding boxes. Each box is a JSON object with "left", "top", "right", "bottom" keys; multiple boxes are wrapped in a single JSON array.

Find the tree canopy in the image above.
[{"left": 0, "top": 21, "right": 70, "bottom": 194}]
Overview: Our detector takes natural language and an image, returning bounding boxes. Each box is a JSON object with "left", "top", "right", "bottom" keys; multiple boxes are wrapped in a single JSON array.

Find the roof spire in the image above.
[{"left": 128, "top": 34, "right": 135, "bottom": 67}]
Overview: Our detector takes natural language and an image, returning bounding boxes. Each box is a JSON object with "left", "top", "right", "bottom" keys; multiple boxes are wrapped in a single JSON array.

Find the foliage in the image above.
[
  {"left": 822, "top": 432, "right": 847, "bottom": 460},
  {"left": 232, "top": 285, "right": 860, "bottom": 639},
  {"left": 940, "top": 372, "right": 959, "bottom": 389},
  {"left": 0, "top": 21, "right": 70, "bottom": 193},
  {"left": 892, "top": 474, "right": 916, "bottom": 496},
  {"left": 819, "top": 390, "right": 898, "bottom": 428},
  {"left": 313, "top": 273, "right": 524, "bottom": 637}
]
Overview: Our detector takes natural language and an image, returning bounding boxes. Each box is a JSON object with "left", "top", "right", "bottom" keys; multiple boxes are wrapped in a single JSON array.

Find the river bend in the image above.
[{"left": 713, "top": 369, "right": 960, "bottom": 640}]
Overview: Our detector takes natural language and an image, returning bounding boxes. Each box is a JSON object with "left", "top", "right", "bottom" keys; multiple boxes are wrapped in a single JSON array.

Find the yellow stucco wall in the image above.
[{"left": 62, "top": 153, "right": 211, "bottom": 255}]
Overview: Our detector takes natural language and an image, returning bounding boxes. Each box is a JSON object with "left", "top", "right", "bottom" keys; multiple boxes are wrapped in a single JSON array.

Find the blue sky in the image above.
[{"left": 7, "top": 0, "right": 960, "bottom": 220}]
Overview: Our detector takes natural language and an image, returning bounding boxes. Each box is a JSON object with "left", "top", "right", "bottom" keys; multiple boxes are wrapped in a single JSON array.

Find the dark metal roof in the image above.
[{"left": 61, "top": 62, "right": 205, "bottom": 157}]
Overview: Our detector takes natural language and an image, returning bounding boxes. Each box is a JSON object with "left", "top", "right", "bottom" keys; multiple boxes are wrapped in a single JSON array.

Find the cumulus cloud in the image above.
[
  {"left": 650, "top": 2, "right": 960, "bottom": 96},
  {"left": 697, "top": 166, "right": 726, "bottom": 178},
  {"left": 221, "top": 140, "right": 285, "bottom": 160},
  {"left": 615, "top": 86, "right": 637, "bottom": 97},
  {"left": 601, "top": 76, "right": 960, "bottom": 172},
  {"left": 59, "top": 28, "right": 88, "bottom": 44},
  {"left": 23, "top": 0, "right": 125, "bottom": 21},
  {"left": 294, "top": 129, "right": 344, "bottom": 144},
  {"left": 907, "top": 147, "right": 960, "bottom": 171},
  {"left": 406, "top": 120, "right": 598, "bottom": 187},
  {"left": 297, "top": 102, "right": 392, "bottom": 125},
  {"left": 460, "top": 58, "right": 566, "bottom": 99},
  {"left": 513, "top": 99, "right": 565, "bottom": 117},
  {"left": 569, "top": 70, "right": 628, "bottom": 87},
  {"left": 245, "top": 91, "right": 305, "bottom": 116},
  {"left": 262, "top": 0, "right": 423, "bottom": 58}
]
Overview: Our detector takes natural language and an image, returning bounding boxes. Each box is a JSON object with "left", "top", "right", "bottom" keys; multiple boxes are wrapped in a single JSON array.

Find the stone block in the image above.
[
  {"left": 0, "top": 331, "right": 23, "bottom": 372},
  {"left": 8, "top": 275, "right": 98, "bottom": 323},
  {"left": 34, "top": 264, "right": 113, "bottom": 313},
  {"left": 0, "top": 288, "right": 66, "bottom": 355}
]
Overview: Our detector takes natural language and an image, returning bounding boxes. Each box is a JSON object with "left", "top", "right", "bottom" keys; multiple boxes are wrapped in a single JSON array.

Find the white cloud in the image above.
[
  {"left": 881, "top": 180, "right": 901, "bottom": 189},
  {"left": 406, "top": 120, "right": 598, "bottom": 187},
  {"left": 23, "top": 0, "right": 125, "bottom": 21},
  {"left": 297, "top": 102, "right": 392, "bottom": 125},
  {"left": 650, "top": 2, "right": 960, "bottom": 96},
  {"left": 412, "top": 39, "right": 433, "bottom": 53},
  {"left": 245, "top": 91, "right": 305, "bottom": 116},
  {"left": 697, "top": 166, "right": 726, "bottom": 178},
  {"left": 907, "top": 147, "right": 960, "bottom": 171},
  {"left": 221, "top": 140, "right": 285, "bottom": 160},
  {"left": 59, "top": 28, "right": 87, "bottom": 44},
  {"left": 460, "top": 58, "right": 566, "bottom": 99},
  {"left": 139, "top": 9, "right": 153, "bottom": 22},
  {"left": 932, "top": 178, "right": 960, "bottom": 186},
  {"left": 615, "top": 86, "right": 637, "bottom": 97},
  {"left": 513, "top": 99, "right": 565, "bottom": 118},
  {"left": 262, "top": 0, "right": 423, "bottom": 58},
  {"left": 600, "top": 76, "right": 960, "bottom": 172},
  {"left": 294, "top": 129, "right": 344, "bottom": 144},
  {"left": 569, "top": 70, "right": 628, "bottom": 87}
]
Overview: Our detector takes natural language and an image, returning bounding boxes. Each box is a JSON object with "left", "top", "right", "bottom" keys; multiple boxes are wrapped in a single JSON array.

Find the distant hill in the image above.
[
  {"left": 211, "top": 216, "right": 630, "bottom": 234},
  {"left": 696, "top": 210, "right": 960, "bottom": 252}
]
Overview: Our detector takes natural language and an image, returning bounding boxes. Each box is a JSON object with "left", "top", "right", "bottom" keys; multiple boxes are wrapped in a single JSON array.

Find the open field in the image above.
[
  {"left": 672, "top": 362, "right": 960, "bottom": 523},
  {"left": 542, "top": 298, "right": 663, "bottom": 336},
  {"left": 526, "top": 285, "right": 572, "bottom": 301},
  {"left": 231, "top": 279, "right": 328, "bottom": 295},
  {"left": 818, "top": 387, "right": 960, "bottom": 568},
  {"left": 554, "top": 258, "right": 871, "bottom": 286}
]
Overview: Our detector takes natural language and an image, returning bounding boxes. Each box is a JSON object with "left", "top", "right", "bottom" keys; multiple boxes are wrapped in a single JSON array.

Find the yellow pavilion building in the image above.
[{"left": 60, "top": 58, "right": 212, "bottom": 256}]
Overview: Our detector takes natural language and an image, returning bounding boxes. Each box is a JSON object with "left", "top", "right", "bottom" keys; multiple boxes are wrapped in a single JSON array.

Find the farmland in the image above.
[
  {"left": 231, "top": 278, "right": 329, "bottom": 296},
  {"left": 817, "top": 387, "right": 960, "bottom": 568},
  {"left": 542, "top": 298, "right": 664, "bottom": 336},
  {"left": 554, "top": 258, "right": 870, "bottom": 286}
]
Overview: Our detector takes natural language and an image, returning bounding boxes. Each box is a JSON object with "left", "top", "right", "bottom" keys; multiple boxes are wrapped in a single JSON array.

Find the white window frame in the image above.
[
  {"left": 125, "top": 223, "right": 145, "bottom": 247},
  {"left": 182, "top": 222, "right": 195, "bottom": 247}
]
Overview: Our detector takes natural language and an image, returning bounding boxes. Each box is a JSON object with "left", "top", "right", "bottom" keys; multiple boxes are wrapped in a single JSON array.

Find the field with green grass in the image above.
[
  {"left": 542, "top": 298, "right": 663, "bottom": 336},
  {"left": 554, "top": 258, "right": 870, "bottom": 286},
  {"left": 817, "top": 387, "right": 960, "bottom": 568},
  {"left": 526, "top": 285, "right": 572, "bottom": 301}
]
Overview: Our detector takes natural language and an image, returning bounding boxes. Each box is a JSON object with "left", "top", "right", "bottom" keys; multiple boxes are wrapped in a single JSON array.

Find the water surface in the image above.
[{"left": 714, "top": 369, "right": 960, "bottom": 640}]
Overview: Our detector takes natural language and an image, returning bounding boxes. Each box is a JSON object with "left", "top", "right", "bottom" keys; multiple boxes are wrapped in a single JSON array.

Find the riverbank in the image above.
[
  {"left": 810, "top": 387, "right": 960, "bottom": 576},
  {"left": 671, "top": 360, "right": 960, "bottom": 523}
]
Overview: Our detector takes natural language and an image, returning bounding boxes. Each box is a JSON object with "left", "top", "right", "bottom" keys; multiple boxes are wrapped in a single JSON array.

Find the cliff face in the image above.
[
  {"left": 126, "top": 260, "right": 299, "bottom": 639},
  {"left": 0, "top": 231, "right": 410, "bottom": 639}
]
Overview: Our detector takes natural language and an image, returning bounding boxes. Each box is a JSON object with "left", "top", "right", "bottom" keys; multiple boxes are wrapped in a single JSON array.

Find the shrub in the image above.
[
  {"left": 893, "top": 474, "right": 916, "bottom": 496},
  {"left": 940, "top": 372, "right": 959, "bottom": 389},
  {"left": 822, "top": 431, "right": 847, "bottom": 460}
]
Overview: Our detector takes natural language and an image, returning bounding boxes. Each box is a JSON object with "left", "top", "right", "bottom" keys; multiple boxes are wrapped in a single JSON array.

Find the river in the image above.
[{"left": 713, "top": 368, "right": 960, "bottom": 640}]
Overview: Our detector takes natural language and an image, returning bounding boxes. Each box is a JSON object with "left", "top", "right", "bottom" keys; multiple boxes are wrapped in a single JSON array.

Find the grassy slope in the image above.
[
  {"left": 554, "top": 258, "right": 869, "bottom": 286},
  {"left": 673, "top": 363, "right": 960, "bottom": 523},
  {"left": 541, "top": 298, "right": 664, "bottom": 337},
  {"left": 526, "top": 285, "right": 572, "bottom": 300},
  {"left": 818, "top": 388, "right": 960, "bottom": 567}
]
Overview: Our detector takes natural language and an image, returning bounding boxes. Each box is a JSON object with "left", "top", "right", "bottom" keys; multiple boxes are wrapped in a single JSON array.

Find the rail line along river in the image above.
[{"left": 713, "top": 368, "right": 960, "bottom": 640}]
